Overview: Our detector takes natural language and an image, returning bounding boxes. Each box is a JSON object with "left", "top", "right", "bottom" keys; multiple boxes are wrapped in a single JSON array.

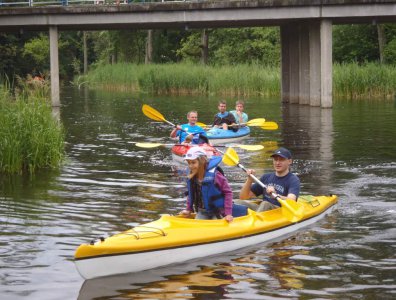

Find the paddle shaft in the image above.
[{"left": 223, "top": 149, "right": 283, "bottom": 200}]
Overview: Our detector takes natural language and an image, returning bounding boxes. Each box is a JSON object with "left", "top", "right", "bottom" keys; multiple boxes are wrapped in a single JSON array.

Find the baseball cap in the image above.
[
  {"left": 270, "top": 147, "right": 292, "bottom": 159},
  {"left": 184, "top": 147, "right": 207, "bottom": 160}
]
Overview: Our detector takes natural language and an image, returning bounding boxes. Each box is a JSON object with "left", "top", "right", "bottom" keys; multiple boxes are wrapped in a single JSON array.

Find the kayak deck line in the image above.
[{"left": 75, "top": 198, "right": 337, "bottom": 262}]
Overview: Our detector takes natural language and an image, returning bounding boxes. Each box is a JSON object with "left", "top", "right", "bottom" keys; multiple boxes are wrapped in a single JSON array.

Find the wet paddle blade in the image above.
[
  {"left": 142, "top": 104, "right": 166, "bottom": 122},
  {"left": 246, "top": 118, "right": 266, "bottom": 126},
  {"left": 135, "top": 142, "right": 164, "bottom": 148},
  {"left": 261, "top": 121, "right": 278, "bottom": 130},
  {"left": 237, "top": 144, "right": 264, "bottom": 151},
  {"left": 222, "top": 147, "right": 239, "bottom": 166}
]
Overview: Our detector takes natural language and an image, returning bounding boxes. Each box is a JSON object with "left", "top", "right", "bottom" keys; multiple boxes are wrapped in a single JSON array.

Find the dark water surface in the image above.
[{"left": 1, "top": 86, "right": 395, "bottom": 299}]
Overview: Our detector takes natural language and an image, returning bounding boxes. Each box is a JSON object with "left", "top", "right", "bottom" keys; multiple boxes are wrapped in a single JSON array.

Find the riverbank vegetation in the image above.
[
  {"left": 2, "top": 24, "right": 396, "bottom": 99},
  {"left": 80, "top": 63, "right": 280, "bottom": 96},
  {"left": 333, "top": 63, "right": 396, "bottom": 99},
  {"left": 0, "top": 79, "right": 65, "bottom": 174},
  {"left": 80, "top": 62, "right": 396, "bottom": 99}
]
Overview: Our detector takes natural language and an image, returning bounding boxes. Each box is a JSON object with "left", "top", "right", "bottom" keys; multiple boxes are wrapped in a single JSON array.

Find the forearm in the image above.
[
  {"left": 239, "top": 177, "right": 254, "bottom": 199},
  {"left": 170, "top": 128, "right": 178, "bottom": 138}
]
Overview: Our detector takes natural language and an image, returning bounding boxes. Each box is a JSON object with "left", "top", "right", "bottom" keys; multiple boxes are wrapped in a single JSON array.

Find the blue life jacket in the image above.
[
  {"left": 187, "top": 156, "right": 224, "bottom": 214},
  {"left": 187, "top": 156, "right": 248, "bottom": 217}
]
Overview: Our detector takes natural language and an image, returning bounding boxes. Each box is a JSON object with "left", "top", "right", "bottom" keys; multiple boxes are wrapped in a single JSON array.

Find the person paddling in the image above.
[
  {"left": 180, "top": 147, "right": 234, "bottom": 222},
  {"left": 170, "top": 111, "right": 208, "bottom": 144},
  {"left": 212, "top": 100, "right": 237, "bottom": 131},
  {"left": 235, "top": 147, "right": 300, "bottom": 212}
]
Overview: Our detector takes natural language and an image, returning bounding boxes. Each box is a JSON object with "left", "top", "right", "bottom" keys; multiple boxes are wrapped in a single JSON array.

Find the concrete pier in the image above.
[
  {"left": 49, "top": 26, "right": 60, "bottom": 107},
  {"left": 281, "top": 20, "right": 333, "bottom": 108}
]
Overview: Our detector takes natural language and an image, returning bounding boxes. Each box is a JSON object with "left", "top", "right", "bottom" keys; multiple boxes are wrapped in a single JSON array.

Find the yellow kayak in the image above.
[{"left": 75, "top": 194, "right": 337, "bottom": 279}]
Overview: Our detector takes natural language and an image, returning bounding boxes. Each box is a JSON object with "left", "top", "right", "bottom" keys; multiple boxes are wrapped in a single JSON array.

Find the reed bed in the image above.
[
  {"left": 82, "top": 63, "right": 280, "bottom": 96},
  {"left": 333, "top": 62, "right": 396, "bottom": 100},
  {"left": 82, "top": 62, "right": 396, "bottom": 100},
  {"left": 0, "top": 81, "right": 65, "bottom": 174}
]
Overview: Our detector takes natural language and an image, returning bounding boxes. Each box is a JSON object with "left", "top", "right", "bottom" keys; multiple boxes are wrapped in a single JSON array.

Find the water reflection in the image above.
[
  {"left": 1, "top": 87, "right": 396, "bottom": 300},
  {"left": 282, "top": 104, "right": 335, "bottom": 195}
]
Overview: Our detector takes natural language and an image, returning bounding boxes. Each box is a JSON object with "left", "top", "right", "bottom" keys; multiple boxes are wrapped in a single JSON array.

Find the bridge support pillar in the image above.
[
  {"left": 49, "top": 25, "right": 60, "bottom": 107},
  {"left": 281, "top": 20, "right": 333, "bottom": 108}
]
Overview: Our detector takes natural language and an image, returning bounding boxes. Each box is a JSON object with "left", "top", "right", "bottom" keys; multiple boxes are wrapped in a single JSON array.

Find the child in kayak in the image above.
[
  {"left": 180, "top": 147, "right": 234, "bottom": 222},
  {"left": 230, "top": 100, "right": 249, "bottom": 125}
]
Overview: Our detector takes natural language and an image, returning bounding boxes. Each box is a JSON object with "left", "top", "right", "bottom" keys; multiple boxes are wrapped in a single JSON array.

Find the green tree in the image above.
[
  {"left": 333, "top": 24, "right": 379, "bottom": 63},
  {"left": 382, "top": 24, "right": 396, "bottom": 64},
  {"left": 177, "top": 27, "right": 280, "bottom": 66},
  {"left": 22, "top": 34, "right": 50, "bottom": 73}
]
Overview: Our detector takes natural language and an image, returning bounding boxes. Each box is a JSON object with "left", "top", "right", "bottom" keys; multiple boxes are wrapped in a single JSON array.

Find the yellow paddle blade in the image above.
[
  {"left": 261, "top": 121, "right": 278, "bottom": 130},
  {"left": 196, "top": 122, "right": 207, "bottom": 128},
  {"left": 246, "top": 118, "right": 266, "bottom": 126},
  {"left": 237, "top": 145, "right": 264, "bottom": 151},
  {"left": 142, "top": 104, "right": 166, "bottom": 122},
  {"left": 222, "top": 147, "right": 239, "bottom": 166},
  {"left": 135, "top": 142, "right": 164, "bottom": 148},
  {"left": 278, "top": 198, "right": 304, "bottom": 222}
]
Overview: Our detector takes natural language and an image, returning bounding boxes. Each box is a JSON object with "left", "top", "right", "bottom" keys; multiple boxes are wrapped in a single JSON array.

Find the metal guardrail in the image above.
[{"left": 0, "top": 0, "right": 186, "bottom": 7}]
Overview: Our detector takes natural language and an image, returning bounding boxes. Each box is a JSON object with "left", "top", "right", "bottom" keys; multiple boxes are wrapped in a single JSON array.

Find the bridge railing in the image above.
[{"left": 0, "top": 0, "right": 187, "bottom": 7}]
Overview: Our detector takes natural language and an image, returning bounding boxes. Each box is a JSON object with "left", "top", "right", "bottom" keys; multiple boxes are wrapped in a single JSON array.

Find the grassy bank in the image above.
[
  {"left": 0, "top": 80, "right": 65, "bottom": 174},
  {"left": 333, "top": 63, "right": 396, "bottom": 99},
  {"left": 80, "top": 62, "right": 396, "bottom": 100},
  {"left": 79, "top": 63, "right": 280, "bottom": 97}
]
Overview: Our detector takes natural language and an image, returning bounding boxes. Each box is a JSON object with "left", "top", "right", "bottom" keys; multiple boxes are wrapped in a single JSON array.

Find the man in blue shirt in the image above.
[
  {"left": 170, "top": 111, "right": 207, "bottom": 144},
  {"left": 237, "top": 147, "right": 300, "bottom": 212}
]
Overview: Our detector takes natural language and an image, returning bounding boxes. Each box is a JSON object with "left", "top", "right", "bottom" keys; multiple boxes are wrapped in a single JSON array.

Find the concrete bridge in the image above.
[{"left": 1, "top": 0, "right": 396, "bottom": 108}]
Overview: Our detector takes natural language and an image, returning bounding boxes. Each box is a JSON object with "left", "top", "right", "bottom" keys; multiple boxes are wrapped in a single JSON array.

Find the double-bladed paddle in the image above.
[
  {"left": 134, "top": 142, "right": 264, "bottom": 151},
  {"left": 197, "top": 118, "right": 279, "bottom": 130},
  {"left": 221, "top": 147, "right": 303, "bottom": 222}
]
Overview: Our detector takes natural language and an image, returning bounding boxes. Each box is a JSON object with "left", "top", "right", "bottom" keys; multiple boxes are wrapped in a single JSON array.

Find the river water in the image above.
[{"left": 1, "top": 86, "right": 395, "bottom": 299}]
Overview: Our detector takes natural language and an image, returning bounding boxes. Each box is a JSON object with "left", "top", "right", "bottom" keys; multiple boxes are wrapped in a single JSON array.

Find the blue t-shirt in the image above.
[
  {"left": 177, "top": 124, "right": 207, "bottom": 144},
  {"left": 251, "top": 172, "right": 300, "bottom": 207},
  {"left": 230, "top": 110, "right": 248, "bottom": 124}
]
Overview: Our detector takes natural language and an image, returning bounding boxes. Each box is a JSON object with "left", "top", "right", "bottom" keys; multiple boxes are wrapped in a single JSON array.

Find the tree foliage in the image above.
[
  {"left": 3, "top": 23, "right": 396, "bottom": 82},
  {"left": 333, "top": 24, "right": 379, "bottom": 63},
  {"left": 177, "top": 27, "right": 280, "bottom": 66}
]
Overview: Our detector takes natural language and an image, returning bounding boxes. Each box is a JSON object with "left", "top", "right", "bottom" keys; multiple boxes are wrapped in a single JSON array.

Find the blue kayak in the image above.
[{"left": 206, "top": 126, "right": 250, "bottom": 144}]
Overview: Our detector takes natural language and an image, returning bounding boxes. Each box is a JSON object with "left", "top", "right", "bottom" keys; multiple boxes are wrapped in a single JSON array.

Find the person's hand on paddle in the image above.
[
  {"left": 266, "top": 185, "right": 277, "bottom": 198},
  {"left": 245, "top": 168, "right": 256, "bottom": 181},
  {"left": 224, "top": 214, "right": 233, "bottom": 223},
  {"left": 170, "top": 125, "right": 182, "bottom": 138}
]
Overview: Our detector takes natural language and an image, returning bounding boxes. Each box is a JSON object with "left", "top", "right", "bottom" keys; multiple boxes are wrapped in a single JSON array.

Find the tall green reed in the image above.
[
  {"left": 0, "top": 80, "right": 64, "bottom": 174},
  {"left": 82, "top": 62, "right": 396, "bottom": 100},
  {"left": 333, "top": 62, "right": 396, "bottom": 99},
  {"left": 83, "top": 63, "right": 279, "bottom": 96}
]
